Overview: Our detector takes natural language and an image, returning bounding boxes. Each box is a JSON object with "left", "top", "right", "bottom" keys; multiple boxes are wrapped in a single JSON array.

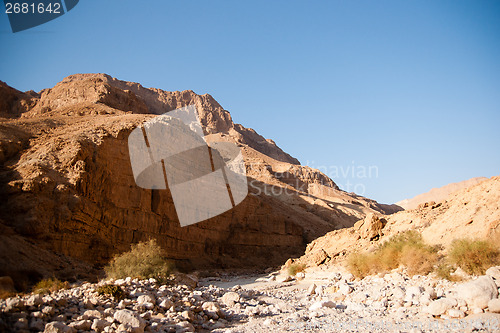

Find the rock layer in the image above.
[{"left": 0, "top": 74, "right": 395, "bottom": 280}]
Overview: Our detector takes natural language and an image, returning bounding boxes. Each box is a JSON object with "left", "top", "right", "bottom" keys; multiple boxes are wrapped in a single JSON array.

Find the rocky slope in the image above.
[
  {"left": 396, "top": 177, "right": 488, "bottom": 210},
  {"left": 295, "top": 175, "right": 500, "bottom": 267},
  {"left": 0, "top": 74, "right": 398, "bottom": 283}
]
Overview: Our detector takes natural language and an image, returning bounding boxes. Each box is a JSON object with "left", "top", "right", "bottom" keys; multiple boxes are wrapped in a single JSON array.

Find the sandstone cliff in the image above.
[{"left": 0, "top": 74, "right": 397, "bottom": 282}]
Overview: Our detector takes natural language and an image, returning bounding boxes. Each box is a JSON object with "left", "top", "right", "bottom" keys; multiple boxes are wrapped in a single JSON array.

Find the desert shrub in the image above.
[
  {"left": 33, "top": 278, "right": 68, "bottom": 295},
  {"left": 287, "top": 263, "right": 306, "bottom": 276},
  {"left": 448, "top": 238, "right": 499, "bottom": 275},
  {"left": 346, "top": 231, "right": 438, "bottom": 278},
  {"left": 105, "top": 239, "right": 174, "bottom": 280},
  {"left": 346, "top": 252, "right": 372, "bottom": 278},
  {"left": 96, "top": 284, "right": 125, "bottom": 299}
]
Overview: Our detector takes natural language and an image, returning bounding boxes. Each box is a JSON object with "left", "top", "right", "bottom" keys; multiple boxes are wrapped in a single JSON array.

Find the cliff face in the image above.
[{"left": 0, "top": 74, "right": 395, "bottom": 280}]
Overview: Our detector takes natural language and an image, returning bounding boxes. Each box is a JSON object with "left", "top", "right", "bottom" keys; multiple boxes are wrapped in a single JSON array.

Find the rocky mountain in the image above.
[
  {"left": 396, "top": 177, "right": 488, "bottom": 210},
  {"left": 0, "top": 74, "right": 400, "bottom": 284},
  {"left": 295, "top": 175, "right": 500, "bottom": 267}
]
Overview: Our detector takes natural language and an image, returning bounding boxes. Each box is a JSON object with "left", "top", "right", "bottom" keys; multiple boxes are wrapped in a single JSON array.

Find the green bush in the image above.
[
  {"left": 96, "top": 284, "right": 126, "bottom": 299},
  {"left": 346, "top": 231, "right": 438, "bottom": 278},
  {"left": 287, "top": 263, "right": 306, "bottom": 276},
  {"left": 33, "top": 278, "right": 68, "bottom": 295},
  {"left": 105, "top": 239, "right": 174, "bottom": 280},
  {"left": 448, "top": 238, "right": 499, "bottom": 275}
]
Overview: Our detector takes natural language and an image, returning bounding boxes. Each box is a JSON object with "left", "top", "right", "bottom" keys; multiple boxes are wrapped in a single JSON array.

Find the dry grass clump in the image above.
[
  {"left": 105, "top": 239, "right": 174, "bottom": 280},
  {"left": 96, "top": 284, "right": 126, "bottom": 299},
  {"left": 448, "top": 238, "right": 499, "bottom": 275},
  {"left": 33, "top": 278, "right": 69, "bottom": 295},
  {"left": 287, "top": 263, "right": 306, "bottom": 276},
  {"left": 347, "top": 231, "right": 438, "bottom": 278}
]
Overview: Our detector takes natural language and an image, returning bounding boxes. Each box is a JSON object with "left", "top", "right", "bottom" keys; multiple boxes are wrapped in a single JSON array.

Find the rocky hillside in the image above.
[
  {"left": 296, "top": 175, "right": 500, "bottom": 267},
  {"left": 396, "top": 177, "right": 487, "bottom": 210},
  {"left": 0, "top": 74, "right": 399, "bottom": 283}
]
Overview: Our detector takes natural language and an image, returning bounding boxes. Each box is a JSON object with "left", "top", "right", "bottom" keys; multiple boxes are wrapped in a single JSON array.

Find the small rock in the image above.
[
  {"left": 425, "top": 298, "right": 457, "bottom": 316},
  {"left": 309, "top": 300, "right": 335, "bottom": 311},
  {"left": 307, "top": 284, "right": 317, "bottom": 296},
  {"left": 180, "top": 310, "right": 194, "bottom": 322},
  {"left": 338, "top": 283, "right": 353, "bottom": 295},
  {"left": 91, "top": 319, "right": 109, "bottom": 332},
  {"left": 113, "top": 309, "right": 146, "bottom": 333},
  {"left": 69, "top": 320, "right": 92, "bottom": 331},
  {"left": 41, "top": 306, "right": 55, "bottom": 316},
  {"left": 486, "top": 266, "right": 500, "bottom": 287},
  {"left": 177, "top": 321, "right": 195, "bottom": 332},
  {"left": 221, "top": 292, "right": 240, "bottom": 307},
  {"left": 83, "top": 309, "right": 102, "bottom": 319},
  {"left": 137, "top": 294, "right": 155, "bottom": 305},
  {"left": 448, "top": 309, "right": 465, "bottom": 318},
  {"left": 26, "top": 294, "right": 43, "bottom": 307},
  {"left": 43, "top": 321, "right": 76, "bottom": 333}
]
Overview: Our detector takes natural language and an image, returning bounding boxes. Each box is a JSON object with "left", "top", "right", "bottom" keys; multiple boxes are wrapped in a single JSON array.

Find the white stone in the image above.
[
  {"left": 486, "top": 266, "right": 500, "bottom": 287},
  {"left": 338, "top": 283, "right": 353, "bottom": 295},
  {"left": 455, "top": 275, "right": 498, "bottom": 309},
  {"left": 448, "top": 309, "right": 465, "bottom": 318},
  {"left": 405, "top": 286, "right": 423, "bottom": 302},
  {"left": 82, "top": 309, "right": 102, "bottom": 319},
  {"left": 221, "top": 292, "right": 240, "bottom": 307},
  {"left": 26, "top": 294, "right": 43, "bottom": 307},
  {"left": 137, "top": 294, "right": 155, "bottom": 305},
  {"left": 425, "top": 298, "right": 457, "bottom": 316},
  {"left": 113, "top": 309, "right": 146, "bottom": 333},
  {"left": 309, "top": 300, "right": 335, "bottom": 311},
  {"left": 307, "top": 284, "right": 316, "bottom": 296}
]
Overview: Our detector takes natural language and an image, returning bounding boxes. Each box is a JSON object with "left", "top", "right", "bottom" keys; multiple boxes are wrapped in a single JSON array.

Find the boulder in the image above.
[
  {"left": 354, "top": 213, "right": 386, "bottom": 240},
  {"left": 455, "top": 276, "right": 498, "bottom": 309}
]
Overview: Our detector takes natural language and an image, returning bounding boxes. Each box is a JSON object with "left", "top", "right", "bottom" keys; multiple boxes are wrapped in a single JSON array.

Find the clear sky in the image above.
[{"left": 1, "top": 0, "right": 499, "bottom": 204}]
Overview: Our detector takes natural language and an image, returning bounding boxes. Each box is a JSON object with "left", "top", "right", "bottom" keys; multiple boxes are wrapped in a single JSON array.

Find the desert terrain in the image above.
[{"left": 0, "top": 74, "right": 499, "bottom": 332}]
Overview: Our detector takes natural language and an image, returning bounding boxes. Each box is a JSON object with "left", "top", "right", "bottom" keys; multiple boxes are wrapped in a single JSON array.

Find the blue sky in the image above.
[{"left": 1, "top": 0, "right": 499, "bottom": 204}]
